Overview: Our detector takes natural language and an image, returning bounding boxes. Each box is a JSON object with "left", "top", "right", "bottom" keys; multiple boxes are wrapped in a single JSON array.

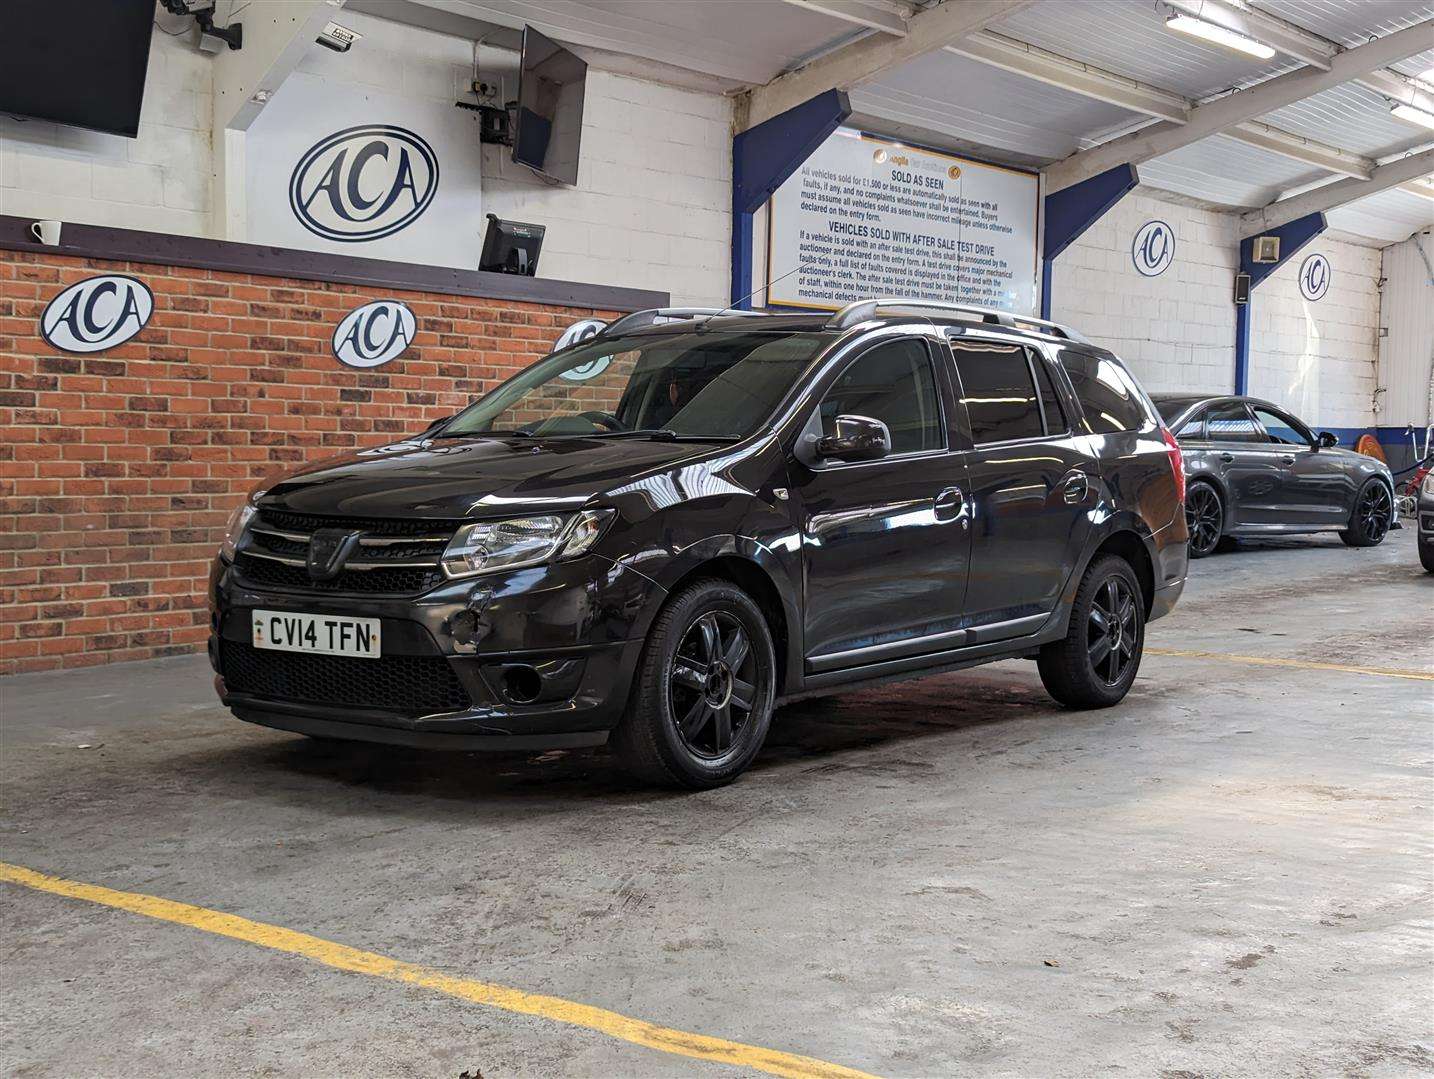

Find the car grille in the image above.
[
  {"left": 235, "top": 509, "right": 460, "bottom": 596},
  {"left": 221, "top": 641, "right": 471, "bottom": 715}
]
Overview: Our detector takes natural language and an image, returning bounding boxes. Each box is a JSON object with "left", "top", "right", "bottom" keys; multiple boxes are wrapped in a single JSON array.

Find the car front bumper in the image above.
[{"left": 209, "top": 553, "right": 661, "bottom": 750}]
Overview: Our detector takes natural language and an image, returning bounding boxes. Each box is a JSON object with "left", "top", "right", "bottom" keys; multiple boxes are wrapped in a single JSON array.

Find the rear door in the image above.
[
  {"left": 950, "top": 334, "right": 1098, "bottom": 641},
  {"left": 1203, "top": 400, "right": 1285, "bottom": 526},
  {"left": 1249, "top": 404, "right": 1350, "bottom": 525}
]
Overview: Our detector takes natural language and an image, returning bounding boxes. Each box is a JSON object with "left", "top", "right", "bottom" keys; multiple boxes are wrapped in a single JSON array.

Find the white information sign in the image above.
[{"left": 767, "top": 131, "right": 1039, "bottom": 314}]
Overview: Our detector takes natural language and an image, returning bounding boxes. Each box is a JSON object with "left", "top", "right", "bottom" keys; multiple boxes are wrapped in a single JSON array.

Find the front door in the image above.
[
  {"left": 1249, "top": 404, "right": 1350, "bottom": 525},
  {"left": 952, "top": 337, "right": 1100, "bottom": 640},
  {"left": 794, "top": 336, "right": 971, "bottom": 671}
]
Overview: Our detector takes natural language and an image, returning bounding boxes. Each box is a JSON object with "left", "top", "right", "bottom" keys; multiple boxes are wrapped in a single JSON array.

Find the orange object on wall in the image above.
[{"left": 1354, "top": 434, "right": 1386, "bottom": 462}]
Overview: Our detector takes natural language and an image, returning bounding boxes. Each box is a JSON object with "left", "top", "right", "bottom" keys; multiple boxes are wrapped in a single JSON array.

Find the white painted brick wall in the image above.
[
  {"left": 0, "top": 28, "right": 212, "bottom": 236},
  {"left": 1248, "top": 241, "right": 1380, "bottom": 427},
  {"left": 1051, "top": 192, "right": 1382, "bottom": 427},
  {"left": 482, "top": 69, "right": 733, "bottom": 307}
]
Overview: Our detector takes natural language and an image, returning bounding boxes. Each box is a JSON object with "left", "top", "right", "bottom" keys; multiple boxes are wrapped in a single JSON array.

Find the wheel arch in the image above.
[
  {"left": 1087, "top": 528, "right": 1156, "bottom": 618},
  {"left": 1185, "top": 471, "right": 1231, "bottom": 525}
]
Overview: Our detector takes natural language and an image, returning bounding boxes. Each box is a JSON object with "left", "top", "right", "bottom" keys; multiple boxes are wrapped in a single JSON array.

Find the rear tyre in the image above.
[
  {"left": 1339, "top": 479, "right": 1393, "bottom": 547},
  {"left": 610, "top": 579, "right": 776, "bottom": 789},
  {"left": 1038, "top": 555, "right": 1144, "bottom": 709},
  {"left": 1185, "top": 480, "right": 1223, "bottom": 558}
]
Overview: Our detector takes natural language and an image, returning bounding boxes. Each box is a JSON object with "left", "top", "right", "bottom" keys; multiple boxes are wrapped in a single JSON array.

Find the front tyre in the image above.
[
  {"left": 1339, "top": 479, "right": 1393, "bottom": 547},
  {"left": 1038, "top": 555, "right": 1144, "bottom": 709},
  {"left": 611, "top": 579, "right": 776, "bottom": 789}
]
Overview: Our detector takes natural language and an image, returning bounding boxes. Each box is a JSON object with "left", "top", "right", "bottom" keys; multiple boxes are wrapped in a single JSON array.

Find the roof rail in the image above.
[
  {"left": 599, "top": 307, "right": 765, "bottom": 337},
  {"left": 825, "top": 297, "right": 1088, "bottom": 343}
]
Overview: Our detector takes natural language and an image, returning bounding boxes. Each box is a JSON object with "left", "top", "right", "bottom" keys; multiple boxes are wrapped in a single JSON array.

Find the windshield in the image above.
[{"left": 439, "top": 330, "right": 831, "bottom": 440}]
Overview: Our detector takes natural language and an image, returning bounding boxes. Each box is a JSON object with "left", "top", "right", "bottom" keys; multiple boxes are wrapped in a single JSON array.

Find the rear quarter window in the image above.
[{"left": 1061, "top": 349, "right": 1153, "bottom": 434}]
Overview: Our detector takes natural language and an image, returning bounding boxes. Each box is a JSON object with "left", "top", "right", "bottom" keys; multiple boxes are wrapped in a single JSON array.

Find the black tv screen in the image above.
[
  {"left": 513, "top": 25, "right": 586, "bottom": 186},
  {"left": 0, "top": 0, "right": 154, "bottom": 138}
]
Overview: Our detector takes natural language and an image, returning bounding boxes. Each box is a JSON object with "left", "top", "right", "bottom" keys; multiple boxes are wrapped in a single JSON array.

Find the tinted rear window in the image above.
[
  {"left": 1062, "top": 350, "right": 1151, "bottom": 434},
  {"left": 950, "top": 340, "right": 1044, "bottom": 443}
]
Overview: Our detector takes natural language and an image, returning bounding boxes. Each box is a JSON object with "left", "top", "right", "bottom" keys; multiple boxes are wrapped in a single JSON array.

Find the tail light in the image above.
[{"left": 1160, "top": 425, "right": 1186, "bottom": 505}]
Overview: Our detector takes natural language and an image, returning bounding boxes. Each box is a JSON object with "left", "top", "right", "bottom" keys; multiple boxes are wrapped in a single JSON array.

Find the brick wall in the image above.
[{"left": 0, "top": 248, "right": 618, "bottom": 675}]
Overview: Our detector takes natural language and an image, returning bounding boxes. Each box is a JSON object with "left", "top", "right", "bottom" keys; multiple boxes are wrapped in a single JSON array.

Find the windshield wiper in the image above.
[
  {"left": 429, "top": 429, "right": 534, "bottom": 439},
  {"left": 585, "top": 429, "right": 739, "bottom": 442}
]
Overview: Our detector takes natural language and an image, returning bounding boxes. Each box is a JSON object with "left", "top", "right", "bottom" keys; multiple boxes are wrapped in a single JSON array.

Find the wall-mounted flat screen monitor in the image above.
[
  {"left": 0, "top": 0, "right": 154, "bottom": 138},
  {"left": 512, "top": 25, "right": 586, "bottom": 186}
]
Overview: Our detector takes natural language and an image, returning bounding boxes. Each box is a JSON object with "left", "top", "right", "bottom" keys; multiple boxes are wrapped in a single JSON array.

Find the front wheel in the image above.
[
  {"left": 1420, "top": 540, "right": 1434, "bottom": 574},
  {"left": 1038, "top": 555, "right": 1145, "bottom": 709},
  {"left": 610, "top": 579, "right": 776, "bottom": 789},
  {"left": 1339, "top": 479, "right": 1393, "bottom": 547}
]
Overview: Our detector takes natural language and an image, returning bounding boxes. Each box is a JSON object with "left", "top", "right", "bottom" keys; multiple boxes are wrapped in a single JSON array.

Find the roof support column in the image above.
[
  {"left": 1233, "top": 212, "right": 1327, "bottom": 395},
  {"left": 1039, "top": 163, "right": 1138, "bottom": 320},
  {"left": 731, "top": 90, "right": 851, "bottom": 308}
]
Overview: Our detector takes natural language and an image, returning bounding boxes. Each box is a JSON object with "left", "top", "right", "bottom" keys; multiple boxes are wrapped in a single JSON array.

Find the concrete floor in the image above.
[{"left": 2, "top": 529, "right": 1431, "bottom": 1077}]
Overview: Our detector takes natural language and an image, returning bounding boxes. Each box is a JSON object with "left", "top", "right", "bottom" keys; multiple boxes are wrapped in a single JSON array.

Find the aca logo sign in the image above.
[
  {"left": 1132, "top": 220, "right": 1175, "bottom": 277},
  {"left": 289, "top": 125, "right": 439, "bottom": 242},
  {"left": 1298, "top": 253, "right": 1331, "bottom": 301},
  {"left": 39, "top": 275, "right": 153, "bottom": 353},
  {"left": 332, "top": 300, "right": 416, "bottom": 368}
]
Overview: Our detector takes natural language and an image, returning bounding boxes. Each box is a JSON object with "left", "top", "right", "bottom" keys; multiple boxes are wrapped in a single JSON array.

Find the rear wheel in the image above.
[
  {"left": 1339, "top": 480, "right": 1392, "bottom": 547},
  {"left": 1185, "top": 480, "right": 1223, "bottom": 558},
  {"left": 1038, "top": 555, "right": 1144, "bottom": 709},
  {"left": 610, "top": 579, "right": 776, "bottom": 789}
]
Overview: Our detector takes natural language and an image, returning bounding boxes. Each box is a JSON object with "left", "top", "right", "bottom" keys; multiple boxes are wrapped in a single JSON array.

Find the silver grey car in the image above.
[{"left": 1152, "top": 394, "right": 1396, "bottom": 558}]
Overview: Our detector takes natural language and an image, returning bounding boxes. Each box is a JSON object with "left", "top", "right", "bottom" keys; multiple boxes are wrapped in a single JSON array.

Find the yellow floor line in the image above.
[
  {"left": 0, "top": 862, "right": 876, "bottom": 1079},
  {"left": 1145, "top": 647, "right": 1434, "bottom": 682}
]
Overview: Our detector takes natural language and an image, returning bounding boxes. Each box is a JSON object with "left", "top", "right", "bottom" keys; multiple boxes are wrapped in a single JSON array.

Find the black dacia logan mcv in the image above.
[{"left": 210, "top": 299, "right": 1189, "bottom": 788}]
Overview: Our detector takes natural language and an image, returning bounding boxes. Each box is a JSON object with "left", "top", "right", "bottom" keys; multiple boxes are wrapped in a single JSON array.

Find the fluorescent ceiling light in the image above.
[
  {"left": 1165, "top": 14, "right": 1276, "bottom": 60},
  {"left": 1391, "top": 103, "right": 1434, "bottom": 131}
]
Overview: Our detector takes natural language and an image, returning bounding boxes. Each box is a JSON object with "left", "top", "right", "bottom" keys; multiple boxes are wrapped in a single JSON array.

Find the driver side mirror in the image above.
[
  {"left": 816, "top": 414, "right": 891, "bottom": 463},
  {"left": 1316, "top": 431, "right": 1338, "bottom": 449}
]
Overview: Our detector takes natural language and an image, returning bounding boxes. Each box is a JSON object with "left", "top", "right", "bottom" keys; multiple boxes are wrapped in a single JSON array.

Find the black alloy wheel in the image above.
[
  {"left": 669, "top": 611, "right": 758, "bottom": 760},
  {"left": 1037, "top": 554, "right": 1145, "bottom": 708},
  {"left": 611, "top": 578, "right": 776, "bottom": 788},
  {"left": 1185, "top": 481, "right": 1223, "bottom": 558},
  {"left": 1340, "top": 480, "right": 1393, "bottom": 547},
  {"left": 1087, "top": 576, "right": 1139, "bottom": 687}
]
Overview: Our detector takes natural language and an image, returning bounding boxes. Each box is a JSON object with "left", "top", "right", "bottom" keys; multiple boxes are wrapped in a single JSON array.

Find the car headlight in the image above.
[
  {"left": 440, "top": 509, "right": 615, "bottom": 579},
  {"left": 219, "top": 492, "right": 264, "bottom": 560},
  {"left": 1423, "top": 471, "right": 1434, "bottom": 498}
]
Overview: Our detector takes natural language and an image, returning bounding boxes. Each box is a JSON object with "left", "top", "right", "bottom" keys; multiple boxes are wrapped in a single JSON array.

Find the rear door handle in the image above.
[
  {"left": 1062, "top": 472, "right": 1089, "bottom": 504},
  {"left": 934, "top": 486, "right": 966, "bottom": 522},
  {"left": 1219, "top": 452, "right": 1235, "bottom": 463}
]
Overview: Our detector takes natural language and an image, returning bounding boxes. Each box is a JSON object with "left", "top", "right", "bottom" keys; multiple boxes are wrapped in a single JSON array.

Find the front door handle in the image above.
[
  {"left": 934, "top": 486, "right": 966, "bottom": 522},
  {"left": 1219, "top": 452, "right": 1235, "bottom": 463},
  {"left": 1279, "top": 454, "right": 1296, "bottom": 465},
  {"left": 1062, "top": 472, "right": 1089, "bottom": 504}
]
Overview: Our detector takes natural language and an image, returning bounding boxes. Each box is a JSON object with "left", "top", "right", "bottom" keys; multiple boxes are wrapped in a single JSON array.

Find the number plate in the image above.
[{"left": 252, "top": 610, "right": 381, "bottom": 659}]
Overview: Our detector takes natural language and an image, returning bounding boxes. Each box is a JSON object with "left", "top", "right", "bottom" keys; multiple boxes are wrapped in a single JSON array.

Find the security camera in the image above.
[{"left": 316, "top": 22, "right": 362, "bottom": 53}]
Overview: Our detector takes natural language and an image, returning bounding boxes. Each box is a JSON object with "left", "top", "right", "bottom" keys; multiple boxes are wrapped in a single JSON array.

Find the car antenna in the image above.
[{"left": 697, "top": 263, "right": 808, "bottom": 330}]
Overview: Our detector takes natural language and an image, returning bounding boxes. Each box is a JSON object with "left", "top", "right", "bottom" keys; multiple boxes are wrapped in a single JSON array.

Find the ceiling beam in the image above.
[
  {"left": 1240, "top": 147, "right": 1434, "bottom": 233},
  {"left": 1222, "top": 122, "right": 1372, "bottom": 180},
  {"left": 946, "top": 31, "right": 1190, "bottom": 124},
  {"left": 744, "top": 0, "right": 1034, "bottom": 129},
  {"left": 1044, "top": 21, "right": 1434, "bottom": 192},
  {"left": 783, "top": 0, "right": 911, "bottom": 37}
]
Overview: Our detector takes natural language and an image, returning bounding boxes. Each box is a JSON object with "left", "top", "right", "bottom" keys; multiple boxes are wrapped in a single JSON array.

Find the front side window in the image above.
[
  {"left": 951, "top": 340, "right": 1044, "bottom": 444},
  {"left": 819, "top": 338, "right": 944, "bottom": 455},
  {"left": 1061, "top": 349, "right": 1152, "bottom": 434},
  {"left": 441, "top": 330, "right": 831, "bottom": 440},
  {"left": 1251, "top": 406, "right": 1312, "bottom": 447},
  {"left": 1205, "top": 401, "right": 1262, "bottom": 443}
]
